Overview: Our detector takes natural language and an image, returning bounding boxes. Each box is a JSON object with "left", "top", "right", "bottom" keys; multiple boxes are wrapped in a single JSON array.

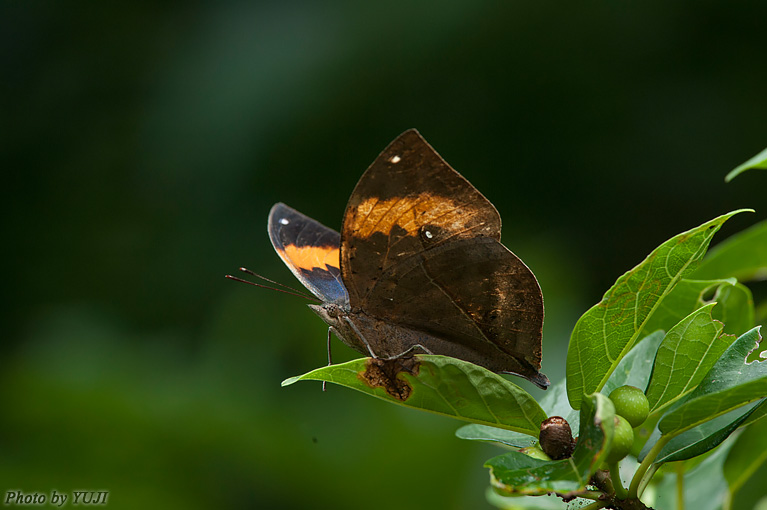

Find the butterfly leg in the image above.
[
  {"left": 322, "top": 327, "right": 333, "bottom": 392},
  {"left": 385, "top": 343, "right": 434, "bottom": 360},
  {"left": 343, "top": 316, "right": 380, "bottom": 358}
]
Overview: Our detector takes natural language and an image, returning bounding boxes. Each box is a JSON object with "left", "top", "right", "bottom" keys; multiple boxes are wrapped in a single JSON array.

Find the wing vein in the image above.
[{"left": 418, "top": 260, "right": 492, "bottom": 346}]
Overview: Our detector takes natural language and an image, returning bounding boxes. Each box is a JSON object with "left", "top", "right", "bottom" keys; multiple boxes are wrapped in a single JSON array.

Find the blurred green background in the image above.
[{"left": 3, "top": 2, "right": 766, "bottom": 509}]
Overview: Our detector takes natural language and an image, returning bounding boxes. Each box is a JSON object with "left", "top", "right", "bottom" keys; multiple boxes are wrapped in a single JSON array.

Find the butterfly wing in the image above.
[
  {"left": 341, "top": 129, "right": 502, "bottom": 302},
  {"left": 340, "top": 129, "right": 546, "bottom": 384},
  {"left": 362, "top": 237, "right": 546, "bottom": 386},
  {"left": 268, "top": 203, "right": 349, "bottom": 305}
]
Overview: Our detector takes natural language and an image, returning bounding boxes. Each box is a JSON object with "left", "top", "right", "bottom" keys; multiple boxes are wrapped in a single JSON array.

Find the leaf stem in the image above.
[
  {"left": 629, "top": 434, "right": 672, "bottom": 499},
  {"left": 581, "top": 501, "right": 609, "bottom": 510},
  {"left": 578, "top": 491, "right": 606, "bottom": 501},
  {"left": 637, "top": 463, "right": 659, "bottom": 497},
  {"left": 609, "top": 461, "right": 628, "bottom": 500},
  {"left": 676, "top": 462, "right": 685, "bottom": 510}
]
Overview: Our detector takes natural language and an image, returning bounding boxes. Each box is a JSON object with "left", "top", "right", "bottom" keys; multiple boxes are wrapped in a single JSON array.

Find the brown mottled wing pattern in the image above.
[
  {"left": 364, "top": 237, "right": 544, "bottom": 381},
  {"left": 341, "top": 129, "right": 501, "bottom": 302},
  {"left": 340, "top": 129, "right": 545, "bottom": 382}
]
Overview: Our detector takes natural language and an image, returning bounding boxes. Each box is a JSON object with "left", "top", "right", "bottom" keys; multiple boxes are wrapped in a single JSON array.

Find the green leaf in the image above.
[
  {"left": 641, "top": 278, "right": 754, "bottom": 338},
  {"left": 730, "top": 466, "right": 767, "bottom": 510},
  {"left": 602, "top": 330, "right": 665, "bottom": 397},
  {"left": 455, "top": 375, "right": 578, "bottom": 448},
  {"left": 724, "top": 411, "right": 767, "bottom": 505},
  {"left": 693, "top": 218, "right": 767, "bottom": 282},
  {"left": 741, "top": 399, "right": 767, "bottom": 428},
  {"left": 282, "top": 355, "right": 548, "bottom": 436},
  {"left": 455, "top": 424, "right": 537, "bottom": 448},
  {"left": 725, "top": 146, "right": 767, "bottom": 182},
  {"left": 655, "top": 400, "right": 763, "bottom": 463},
  {"left": 653, "top": 435, "right": 735, "bottom": 510},
  {"left": 566, "top": 210, "right": 750, "bottom": 410},
  {"left": 486, "top": 490, "right": 567, "bottom": 510},
  {"left": 485, "top": 394, "right": 614, "bottom": 498},
  {"left": 645, "top": 303, "right": 728, "bottom": 414},
  {"left": 659, "top": 327, "right": 767, "bottom": 435}
]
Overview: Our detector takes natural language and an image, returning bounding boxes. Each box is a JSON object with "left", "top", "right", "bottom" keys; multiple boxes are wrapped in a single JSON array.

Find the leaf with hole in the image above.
[
  {"left": 566, "top": 210, "right": 750, "bottom": 410},
  {"left": 641, "top": 278, "right": 754, "bottom": 337},
  {"left": 659, "top": 327, "right": 767, "bottom": 435},
  {"left": 282, "top": 355, "right": 547, "bottom": 436}
]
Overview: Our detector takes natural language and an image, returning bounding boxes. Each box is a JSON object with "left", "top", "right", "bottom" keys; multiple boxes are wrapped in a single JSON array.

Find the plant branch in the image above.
[
  {"left": 637, "top": 464, "right": 659, "bottom": 497},
  {"left": 609, "top": 461, "right": 628, "bottom": 500},
  {"left": 592, "top": 469, "right": 615, "bottom": 494},
  {"left": 578, "top": 491, "right": 606, "bottom": 501},
  {"left": 590, "top": 469, "right": 655, "bottom": 509},
  {"left": 629, "top": 435, "right": 672, "bottom": 499},
  {"left": 581, "top": 501, "right": 609, "bottom": 510}
]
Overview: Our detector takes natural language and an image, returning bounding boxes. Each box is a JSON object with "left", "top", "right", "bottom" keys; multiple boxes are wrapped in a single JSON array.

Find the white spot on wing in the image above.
[
  {"left": 389, "top": 155, "right": 401, "bottom": 164},
  {"left": 424, "top": 230, "right": 433, "bottom": 239},
  {"left": 279, "top": 218, "right": 289, "bottom": 225}
]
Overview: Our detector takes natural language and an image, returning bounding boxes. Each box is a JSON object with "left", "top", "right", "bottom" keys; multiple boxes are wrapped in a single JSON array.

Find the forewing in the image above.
[
  {"left": 268, "top": 203, "right": 349, "bottom": 305},
  {"left": 341, "top": 129, "right": 501, "bottom": 304}
]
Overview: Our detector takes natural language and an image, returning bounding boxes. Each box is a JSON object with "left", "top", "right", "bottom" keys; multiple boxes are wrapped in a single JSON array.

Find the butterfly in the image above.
[{"left": 267, "top": 129, "right": 548, "bottom": 388}]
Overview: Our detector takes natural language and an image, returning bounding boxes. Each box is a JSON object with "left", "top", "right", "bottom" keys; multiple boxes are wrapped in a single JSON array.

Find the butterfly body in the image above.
[
  {"left": 308, "top": 303, "right": 443, "bottom": 360},
  {"left": 268, "top": 129, "right": 549, "bottom": 389}
]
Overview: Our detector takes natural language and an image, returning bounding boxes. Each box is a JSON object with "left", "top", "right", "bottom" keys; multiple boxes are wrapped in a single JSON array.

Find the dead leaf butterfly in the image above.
[{"left": 266, "top": 129, "right": 548, "bottom": 388}]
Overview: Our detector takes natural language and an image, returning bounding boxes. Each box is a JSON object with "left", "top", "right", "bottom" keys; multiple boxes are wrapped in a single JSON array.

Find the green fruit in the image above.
[
  {"left": 606, "top": 415, "right": 635, "bottom": 464},
  {"left": 609, "top": 385, "right": 650, "bottom": 428}
]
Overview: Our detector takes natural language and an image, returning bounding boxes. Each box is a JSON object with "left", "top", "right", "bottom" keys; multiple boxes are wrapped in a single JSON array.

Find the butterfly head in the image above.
[
  {"left": 308, "top": 302, "right": 347, "bottom": 321},
  {"left": 308, "top": 303, "right": 373, "bottom": 357}
]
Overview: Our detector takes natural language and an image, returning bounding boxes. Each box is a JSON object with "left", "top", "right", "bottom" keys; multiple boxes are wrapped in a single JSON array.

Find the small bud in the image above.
[
  {"left": 519, "top": 446, "right": 552, "bottom": 461},
  {"left": 539, "top": 416, "right": 576, "bottom": 460}
]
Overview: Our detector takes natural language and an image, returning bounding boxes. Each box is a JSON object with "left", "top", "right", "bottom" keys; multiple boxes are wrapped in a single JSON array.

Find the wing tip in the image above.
[
  {"left": 501, "top": 368, "right": 550, "bottom": 390},
  {"left": 530, "top": 371, "right": 550, "bottom": 390}
]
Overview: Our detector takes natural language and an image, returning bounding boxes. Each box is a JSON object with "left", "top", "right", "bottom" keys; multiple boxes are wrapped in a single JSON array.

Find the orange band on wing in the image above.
[
  {"left": 282, "top": 244, "right": 340, "bottom": 272},
  {"left": 352, "top": 193, "right": 465, "bottom": 238}
]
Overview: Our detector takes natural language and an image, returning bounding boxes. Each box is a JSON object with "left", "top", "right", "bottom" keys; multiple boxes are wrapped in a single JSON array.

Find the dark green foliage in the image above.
[
  {"left": 291, "top": 208, "right": 767, "bottom": 509},
  {"left": 7, "top": 3, "right": 767, "bottom": 509}
]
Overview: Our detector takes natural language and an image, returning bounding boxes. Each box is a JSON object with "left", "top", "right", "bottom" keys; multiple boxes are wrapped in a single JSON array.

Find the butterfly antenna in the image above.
[
  {"left": 237, "top": 267, "right": 314, "bottom": 296},
  {"left": 225, "top": 272, "right": 320, "bottom": 302}
]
